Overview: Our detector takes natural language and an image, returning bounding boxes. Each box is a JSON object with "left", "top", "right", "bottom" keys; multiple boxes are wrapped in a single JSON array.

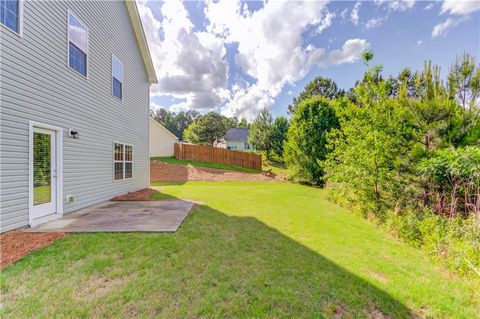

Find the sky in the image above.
[{"left": 138, "top": 0, "right": 480, "bottom": 120}]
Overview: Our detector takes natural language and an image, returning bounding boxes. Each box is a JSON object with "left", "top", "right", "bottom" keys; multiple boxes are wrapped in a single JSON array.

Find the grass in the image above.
[
  {"left": 33, "top": 185, "right": 51, "bottom": 204},
  {"left": 2, "top": 182, "right": 479, "bottom": 318},
  {"left": 262, "top": 158, "right": 289, "bottom": 179},
  {"left": 151, "top": 156, "right": 260, "bottom": 173}
]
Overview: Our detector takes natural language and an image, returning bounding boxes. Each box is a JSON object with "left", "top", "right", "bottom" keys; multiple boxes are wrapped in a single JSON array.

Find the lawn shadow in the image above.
[
  {"left": 168, "top": 203, "right": 414, "bottom": 318},
  {"left": 1, "top": 194, "right": 415, "bottom": 318}
]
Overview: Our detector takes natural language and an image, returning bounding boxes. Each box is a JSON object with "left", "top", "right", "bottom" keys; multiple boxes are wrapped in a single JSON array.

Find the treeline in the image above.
[
  {"left": 273, "top": 52, "right": 479, "bottom": 277},
  {"left": 150, "top": 109, "right": 249, "bottom": 144}
]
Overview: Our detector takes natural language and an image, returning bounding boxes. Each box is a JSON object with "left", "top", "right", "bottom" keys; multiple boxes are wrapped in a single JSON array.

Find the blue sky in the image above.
[{"left": 138, "top": 0, "right": 480, "bottom": 120}]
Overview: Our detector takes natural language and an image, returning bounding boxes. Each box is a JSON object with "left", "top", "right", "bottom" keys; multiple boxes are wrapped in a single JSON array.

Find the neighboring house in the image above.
[
  {"left": 224, "top": 128, "right": 253, "bottom": 151},
  {"left": 149, "top": 117, "right": 178, "bottom": 157},
  {"left": 0, "top": 0, "right": 157, "bottom": 232},
  {"left": 213, "top": 139, "right": 226, "bottom": 148}
]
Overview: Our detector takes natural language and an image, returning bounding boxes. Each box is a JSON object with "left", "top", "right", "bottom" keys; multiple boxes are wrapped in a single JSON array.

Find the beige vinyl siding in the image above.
[
  {"left": 149, "top": 118, "right": 178, "bottom": 157},
  {"left": 0, "top": 1, "right": 150, "bottom": 232}
]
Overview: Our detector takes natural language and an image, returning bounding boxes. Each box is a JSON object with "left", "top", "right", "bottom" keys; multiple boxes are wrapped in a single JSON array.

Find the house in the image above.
[
  {"left": 149, "top": 117, "right": 178, "bottom": 157},
  {"left": 213, "top": 139, "right": 226, "bottom": 148},
  {"left": 0, "top": 0, "right": 157, "bottom": 232},
  {"left": 224, "top": 128, "right": 253, "bottom": 151}
]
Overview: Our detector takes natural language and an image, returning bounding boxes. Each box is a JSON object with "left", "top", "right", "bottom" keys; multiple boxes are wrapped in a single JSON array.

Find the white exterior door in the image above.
[{"left": 32, "top": 127, "right": 57, "bottom": 219}]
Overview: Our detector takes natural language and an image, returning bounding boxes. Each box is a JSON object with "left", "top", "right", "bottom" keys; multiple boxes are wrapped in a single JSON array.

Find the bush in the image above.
[
  {"left": 419, "top": 146, "right": 480, "bottom": 217},
  {"left": 387, "top": 209, "right": 480, "bottom": 276}
]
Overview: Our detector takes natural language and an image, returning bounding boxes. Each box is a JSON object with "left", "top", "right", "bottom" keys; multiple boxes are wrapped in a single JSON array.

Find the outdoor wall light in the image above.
[{"left": 69, "top": 129, "right": 80, "bottom": 139}]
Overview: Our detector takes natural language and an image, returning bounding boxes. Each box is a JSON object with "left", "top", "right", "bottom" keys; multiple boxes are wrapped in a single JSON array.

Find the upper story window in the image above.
[
  {"left": 0, "top": 0, "right": 22, "bottom": 34},
  {"left": 112, "top": 56, "right": 123, "bottom": 99},
  {"left": 68, "top": 12, "right": 88, "bottom": 77}
]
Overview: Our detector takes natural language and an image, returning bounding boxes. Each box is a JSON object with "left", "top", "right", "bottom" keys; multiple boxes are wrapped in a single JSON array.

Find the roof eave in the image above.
[{"left": 125, "top": 0, "right": 158, "bottom": 84}]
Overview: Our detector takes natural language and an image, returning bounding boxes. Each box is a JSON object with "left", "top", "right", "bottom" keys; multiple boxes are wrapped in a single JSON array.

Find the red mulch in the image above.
[
  {"left": 150, "top": 161, "right": 279, "bottom": 182},
  {"left": 111, "top": 188, "right": 161, "bottom": 201},
  {"left": 0, "top": 231, "right": 67, "bottom": 269}
]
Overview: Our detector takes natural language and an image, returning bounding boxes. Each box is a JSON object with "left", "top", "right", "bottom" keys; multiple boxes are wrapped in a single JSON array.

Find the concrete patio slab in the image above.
[{"left": 25, "top": 200, "right": 195, "bottom": 233}]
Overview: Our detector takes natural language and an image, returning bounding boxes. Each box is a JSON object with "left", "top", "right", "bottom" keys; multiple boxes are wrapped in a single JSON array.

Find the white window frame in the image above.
[
  {"left": 0, "top": 0, "right": 24, "bottom": 37},
  {"left": 113, "top": 142, "right": 133, "bottom": 181},
  {"left": 67, "top": 10, "right": 89, "bottom": 78},
  {"left": 111, "top": 54, "right": 123, "bottom": 100}
]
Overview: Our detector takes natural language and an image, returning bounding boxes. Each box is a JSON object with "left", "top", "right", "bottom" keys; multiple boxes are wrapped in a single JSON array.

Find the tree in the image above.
[
  {"left": 183, "top": 112, "right": 228, "bottom": 145},
  {"left": 151, "top": 108, "right": 199, "bottom": 138},
  {"left": 362, "top": 49, "right": 374, "bottom": 66},
  {"left": 223, "top": 116, "right": 239, "bottom": 130},
  {"left": 270, "top": 116, "right": 289, "bottom": 158},
  {"left": 175, "top": 110, "right": 200, "bottom": 138},
  {"left": 447, "top": 53, "right": 480, "bottom": 143},
  {"left": 237, "top": 118, "right": 250, "bottom": 129},
  {"left": 284, "top": 97, "right": 339, "bottom": 185},
  {"left": 249, "top": 108, "right": 273, "bottom": 158},
  {"left": 325, "top": 67, "right": 416, "bottom": 218},
  {"left": 288, "top": 76, "right": 343, "bottom": 114},
  {"left": 152, "top": 108, "right": 177, "bottom": 135}
]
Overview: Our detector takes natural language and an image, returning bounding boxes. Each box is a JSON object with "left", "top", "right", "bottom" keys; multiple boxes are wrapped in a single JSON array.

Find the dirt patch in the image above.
[
  {"left": 151, "top": 161, "right": 280, "bottom": 182},
  {"left": 368, "top": 271, "right": 389, "bottom": 284},
  {"left": 367, "top": 307, "right": 391, "bottom": 319},
  {"left": 111, "top": 188, "right": 161, "bottom": 201},
  {"left": 75, "top": 274, "right": 133, "bottom": 302},
  {"left": 0, "top": 231, "right": 67, "bottom": 269}
]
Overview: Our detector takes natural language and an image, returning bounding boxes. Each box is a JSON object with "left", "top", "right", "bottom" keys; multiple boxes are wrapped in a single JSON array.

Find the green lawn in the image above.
[
  {"left": 33, "top": 185, "right": 51, "bottom": 205},
  {"left": 151, "top": 156, "right": 260, "bottom": 173},
  {"left": 2, "top": 182, "right": 478, "bottom": 318}
]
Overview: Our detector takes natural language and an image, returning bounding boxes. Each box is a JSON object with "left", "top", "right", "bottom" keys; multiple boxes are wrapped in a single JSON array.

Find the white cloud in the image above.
[
  {"left": 206, "top": 0, "right": 369, "bottom": 119},
  {"left": 351, "top": 1, "right": 361, "bottom": 25},
  {"left": 432, "top": 16, "right": 468, "bottom": 38},
  {"left": 317, "top": 11, "right": 335, "bottom": 34},
  {"left": 417, "top": 39, "right": 423, "bottom": 46},
  {"left": 423, "top": 3, "right": 434, "bottom": 10},
  {"left": 150, "top": 103, "right": 165, "bottom": 111},
  {"left": 139, "top": 0, "right": 369, "bottom": 120},
  {"left": 308, "top": 39, "right": 370, "bottom": 67},
  {"left": 375, "top": 0, "right": 416, "bottom": 12},
  {"left": 365, "top": 17, "right": 384, "bottom": 29},
  {"left": 441, "top": 0, "right": 480, "bottom": 15},
  {"left": 221, "top": 84, "right": 275, "bottom": 119},
  {"left": 205, "top": 0, "right": 321, "bottom": 118},
  {"left": 138, "top": 0, "right": 229, "bottom": 110}
]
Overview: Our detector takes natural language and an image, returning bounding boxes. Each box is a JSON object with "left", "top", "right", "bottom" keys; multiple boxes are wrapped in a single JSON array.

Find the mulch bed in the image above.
[
  {"left": 0, "top": 231, "right": 67, "bottom": 269},
  {"left": 111, "top": 188, "right": 161, "bottom": 201}
]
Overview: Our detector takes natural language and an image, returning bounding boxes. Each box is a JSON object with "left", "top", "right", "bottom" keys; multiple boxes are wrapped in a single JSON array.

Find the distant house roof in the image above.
[
  {"left": 225, "top": 128, "right": 250, "bottom": 142},
  {"left": 125, "top": 1, "right": 157, "bottom": 84}
]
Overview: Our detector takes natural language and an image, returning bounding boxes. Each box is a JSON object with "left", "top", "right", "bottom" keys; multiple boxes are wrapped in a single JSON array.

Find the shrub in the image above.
[
  {"left": 387, "top": 208, "right": 480, "bottom": 276},
  {"left": 419, "top": 146, "right": 480, "bottom": 217}
]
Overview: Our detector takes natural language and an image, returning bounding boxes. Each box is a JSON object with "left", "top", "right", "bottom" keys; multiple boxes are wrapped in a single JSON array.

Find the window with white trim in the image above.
[
  {"left": 114, "top": 143, "right": 132, "bottom": 180},
  {"left": 0, "top": 0, "right": 21, "bottom": 33},
  {"left": 68, "top": 12, "right": 88, "bottom": 76},
  {"left": 112, "top": 56, "right": 123, "bottom": 99}
]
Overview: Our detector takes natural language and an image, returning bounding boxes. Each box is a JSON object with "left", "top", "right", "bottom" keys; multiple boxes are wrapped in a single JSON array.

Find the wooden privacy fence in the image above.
[{"left": 174, "top": 143, "right": 262, "bottom": 170}]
